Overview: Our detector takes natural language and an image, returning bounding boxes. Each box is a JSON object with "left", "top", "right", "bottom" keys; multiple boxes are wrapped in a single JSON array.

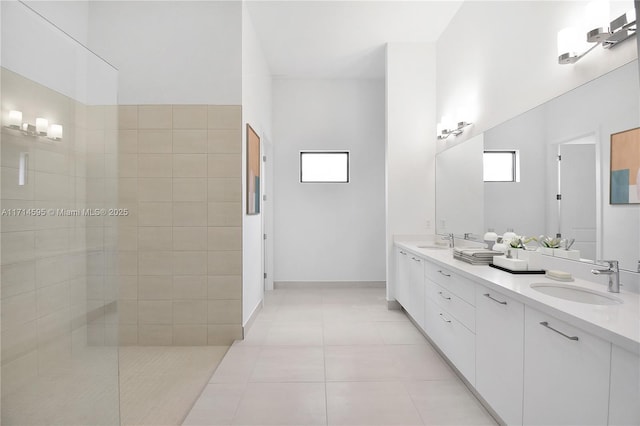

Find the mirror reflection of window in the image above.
[
  {"left": 300, "top": 151, "right": 349, "bottom": 183},
  {"left": 483, "top": 151, "right": 519, "bottom": 182}
]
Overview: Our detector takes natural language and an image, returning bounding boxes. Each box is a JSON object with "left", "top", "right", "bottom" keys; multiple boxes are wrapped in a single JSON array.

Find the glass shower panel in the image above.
[{"left": 1, "top": 2, "right": 119, "bottom": 425}]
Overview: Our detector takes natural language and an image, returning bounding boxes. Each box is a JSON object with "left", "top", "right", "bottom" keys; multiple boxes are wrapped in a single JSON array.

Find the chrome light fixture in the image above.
[
  {"left": 437, "top": 121, "right": 472, "bottom": 140},
  {"left": 558, "top": 2, "right": 636, "bottom": 64},
  {"left": 4, "top": 110, "right": 63, "bottom": 140}
]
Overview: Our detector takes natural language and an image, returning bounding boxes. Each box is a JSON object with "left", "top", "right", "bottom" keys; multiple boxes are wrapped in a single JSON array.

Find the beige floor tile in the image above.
[
  {"left": 184, "top": 287, "right": 494, "bottom": 426},
  {"left": 263, "top": 321, "right": 324, "bottom": 346},
  {"left": 232, "top": 382, "right": 326, "bottom": 425},
  {"left": 387, "top": 344, "right": 458, "bottom": 381},
  {"left": 323, "top": 321, "right": 385, "bottom": 346},
  {"left": 322, "top": 303, "right": 410, "bottom": 323},
  {"left": 234, "top": 321, "right": 273, "bottom": 346},
  {"left": 250, "top": 346, "right": 325, "bottom": 383},
  {"left": 404, "top": 380, "right": 497, "bottom": 425},
  {"left": 182, "top": 383, "right": 246, "bottom": 425},
  {"left": 377, "top": 321, "right": 429, "bottom": 345},
  {"left": 118, "top": 346, "right": 228, "bottom": 426},
  {"left": 210, "top": 346, "right": 263, "bottom": 384},
  {"left": 325, "top": 345, "right": 400, "bottom": 382},
  {"left": 326, "top": 381, "right": 423, "bottom": 426},
  {"left": 273, "top": 304, "right": 324, "bottom": 322},
  {"left": 321, "top": 287, "right": 387, "bottom": 305}
]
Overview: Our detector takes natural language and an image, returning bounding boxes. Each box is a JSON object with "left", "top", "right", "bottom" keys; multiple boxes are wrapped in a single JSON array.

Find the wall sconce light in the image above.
[
  {"left": 48, "top": 124, "right": 63, "bottom": 140},
  {"left": 437, "top": 120, "right": 472, "bottom": 140},
  {"left": 8, "top": 110, "right": 22, "bottom": 128},
  {"left": 35, "top": 118, "right": 48, "bottom": 135},
  {"left": 4, "top": 110, "right": 63, "bottom": 140},
  {"left": 558, "top": 0, "right": 636, "bottom": 64}
]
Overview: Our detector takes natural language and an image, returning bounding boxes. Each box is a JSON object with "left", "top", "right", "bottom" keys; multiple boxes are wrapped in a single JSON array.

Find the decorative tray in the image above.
[{"left": 489, "top": 263, "right": 546, "bottom": 274}]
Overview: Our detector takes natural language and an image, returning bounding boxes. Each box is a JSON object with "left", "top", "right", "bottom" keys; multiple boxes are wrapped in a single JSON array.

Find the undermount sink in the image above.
[
  {"left": 530, "top": 283, "right": 623, "bottom": 306},
  {"left": 416, "top": 244, "right": 448, "bottom": 250}
]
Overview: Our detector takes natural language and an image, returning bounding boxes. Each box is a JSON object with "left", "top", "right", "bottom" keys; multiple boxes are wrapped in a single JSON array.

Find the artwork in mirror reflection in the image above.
[
  {"left": 610, "top": 127, "right": 640, "bottom": 204},
  {"left": 435, "top": 60, "right": 640, "bottom": 272}
]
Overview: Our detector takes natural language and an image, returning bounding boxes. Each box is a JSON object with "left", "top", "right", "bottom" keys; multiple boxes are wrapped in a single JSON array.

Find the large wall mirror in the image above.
[{"left": 435, "top": 60, "right": 640, "bottom": 272}]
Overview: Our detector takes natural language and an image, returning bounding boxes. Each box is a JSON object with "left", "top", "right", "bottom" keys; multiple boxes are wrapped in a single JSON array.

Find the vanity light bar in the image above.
[
  {"left": 4, "top": 110, "right": 63, "bottom": 140},
  {"left": 437, "top": 121, "right": 472, "bottom": 140},
  {"left": 558, "top": 8, "right": 636, "bottom": 64}
]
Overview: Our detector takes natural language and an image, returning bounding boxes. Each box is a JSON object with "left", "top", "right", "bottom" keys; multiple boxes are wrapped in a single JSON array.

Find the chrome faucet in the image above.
[
  {"left": 591, "top": 260, "right": 620, "bottom": 293},
  {"left": 442, "top": 233, "right": 455, "bottom": 248}
]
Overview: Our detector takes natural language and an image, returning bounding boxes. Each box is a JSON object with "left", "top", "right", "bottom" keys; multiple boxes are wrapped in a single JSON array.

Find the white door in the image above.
[
  {"left": 559, "top": 141, "right": 597, "bottom": 260},
  {"left": 262, "top": 137, "right": 274, "bottom": 291}
]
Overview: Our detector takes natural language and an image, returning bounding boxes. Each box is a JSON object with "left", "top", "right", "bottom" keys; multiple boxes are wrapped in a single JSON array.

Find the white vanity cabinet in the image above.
[
  {"left": 475, "top": 285, "right": 524, "bottom": 426},
  {"left": 523, "top": 306, "right": 611, "bottom": 426},
  {"left": 395, "top": 248, "right": 411, "bottom": 308},
  {"left": 394, "top": 248, "right": 425, "bottom": 328},
  {"left": 608, "top": 345, "right": 640, "bottom": 425},
  {"left": 423, "top": 261, "right": 476, "bottom": 383}
]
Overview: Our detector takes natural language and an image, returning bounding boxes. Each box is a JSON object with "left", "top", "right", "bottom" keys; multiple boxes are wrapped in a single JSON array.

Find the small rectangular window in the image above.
[
  {"left": 483, "top": 150, "right": 520, "bottom": 182},
  {"left": 300, "top": 151, "right": 349, "bottom": 183}
]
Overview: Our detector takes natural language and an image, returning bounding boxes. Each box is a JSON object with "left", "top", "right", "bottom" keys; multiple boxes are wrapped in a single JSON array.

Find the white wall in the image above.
[
  {"left": 88, "top": 1, "right": 241, "bottom": 105},
  {"left": 483, "top": 105, "right": 547, "bottom": 236},
  {"left": 241, "top": 4, "right": 272, "bottom": 325},
  {"left": 1, "top": 1, "right": 116, "bottom": 105},
  {"left": 23, "top": 0, "right": 90, "bottom": 46},
  {"left": 386, "top": 43, "right": 436, "bottom": 300},
  {"left": 436, "top": 1, "right": 638, "bottom": 142},
  {"left": 273, "top": 78, "right": 386, "bottom": 283},
  {"left": 436, "top": 134, "right": 484, "bottom": 237}
]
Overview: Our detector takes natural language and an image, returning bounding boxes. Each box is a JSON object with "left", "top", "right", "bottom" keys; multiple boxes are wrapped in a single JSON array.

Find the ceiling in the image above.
[{"left": 246, "top": 1, "right": 463, "bottom": 78}]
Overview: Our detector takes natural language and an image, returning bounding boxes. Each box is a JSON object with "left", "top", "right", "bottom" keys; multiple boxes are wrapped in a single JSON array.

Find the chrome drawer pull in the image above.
[
  {"left": 540, "top": 321, "right": 579, "bottom": 341},
  {"left": 437, "top": 270, "right": 451, "bottom": 277},
  {"left": 483, "top": 293, "right": 507, "bottom": 305},
  {"left": 438, "top": 291, "right": 451, "bottom": 300},
  {"left": 400, "top": 251, "right": 407, "bottom": 255},
  {"left": 439, "top": 313, "right": 452, "bottom": 323},
  {"left": 411, "top": 257, "right": 421, "bottom": 262}
]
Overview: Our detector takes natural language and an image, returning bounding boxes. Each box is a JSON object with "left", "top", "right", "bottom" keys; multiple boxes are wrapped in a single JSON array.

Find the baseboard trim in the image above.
[
  {"left": 274, "top": 281, "right": 385, "bottom": 289},
  {"left": 242, "top": 300, "right": 263, "bottom": 339},
  {"left": 386, "top": 299, "right": 402, "bottom": 310}
]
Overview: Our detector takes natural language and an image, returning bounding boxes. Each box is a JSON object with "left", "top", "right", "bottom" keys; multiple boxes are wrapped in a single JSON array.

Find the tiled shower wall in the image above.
[{"left": 117, "top": 105, "right": 243, "bottom": 345}]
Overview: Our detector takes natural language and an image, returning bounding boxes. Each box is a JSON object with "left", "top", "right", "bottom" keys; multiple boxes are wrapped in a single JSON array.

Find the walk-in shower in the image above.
[{"left": 1, "top": 2, "right": 120, "bottom": 424}]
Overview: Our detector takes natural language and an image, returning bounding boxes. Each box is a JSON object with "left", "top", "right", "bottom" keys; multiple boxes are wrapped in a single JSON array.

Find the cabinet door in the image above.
[
  {"left": 408, "top": 255, "right": 425, "bottom": 329},
  {"left": 609, "top": 345, "right": 640, "bottom": 425},
  {"left": 395, "top": 249, "right": 410, "bottom": 308},
  {"left": 523, "top": 307, "right": 610, "bottom": 426},
  {"left": 476, "top": 286, "right": 524, "bottom": 426}
]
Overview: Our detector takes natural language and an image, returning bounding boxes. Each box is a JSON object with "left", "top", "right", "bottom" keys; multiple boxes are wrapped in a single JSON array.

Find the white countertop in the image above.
[{"left": 395, "top": 240, "right": 640, "bottom": 355}]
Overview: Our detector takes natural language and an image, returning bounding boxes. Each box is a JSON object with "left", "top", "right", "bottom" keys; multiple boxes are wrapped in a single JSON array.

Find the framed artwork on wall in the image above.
[
  {"left": 610, "top": 127, "right": 640, "bottom": 204},
  {"left": 247, "top": 124, "right": 261, "bottom": 214}
]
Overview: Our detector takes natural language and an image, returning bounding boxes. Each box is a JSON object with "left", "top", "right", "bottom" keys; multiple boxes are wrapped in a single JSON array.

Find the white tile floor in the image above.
[{"left": 183, "top": 287, "right": 497, "bottom": 426}]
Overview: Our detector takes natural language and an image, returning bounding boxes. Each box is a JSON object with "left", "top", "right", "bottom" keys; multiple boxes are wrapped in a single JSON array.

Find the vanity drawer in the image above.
[
  {"left": 425, "top": 279, "right": 475, "bottom": 332},
  {"left": 424, "top": 295, "right": 476, "bottom": 384},
  {"left": 424, "top": 262, "right": 475, "bottom": 305}
]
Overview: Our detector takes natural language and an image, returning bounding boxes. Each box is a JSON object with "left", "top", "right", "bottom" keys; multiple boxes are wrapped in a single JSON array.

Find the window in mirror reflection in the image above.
[
  {"left": 483, "top": 150, "right": 520, "bottom": 182},
  {"left": 300, "top": 151, "right": 350, "bottom": 183}
]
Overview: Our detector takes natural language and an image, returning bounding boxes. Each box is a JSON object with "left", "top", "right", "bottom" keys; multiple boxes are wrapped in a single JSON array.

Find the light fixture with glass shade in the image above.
[{"left": 557, "top": 0, "right": 636, "bottom": 64}]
